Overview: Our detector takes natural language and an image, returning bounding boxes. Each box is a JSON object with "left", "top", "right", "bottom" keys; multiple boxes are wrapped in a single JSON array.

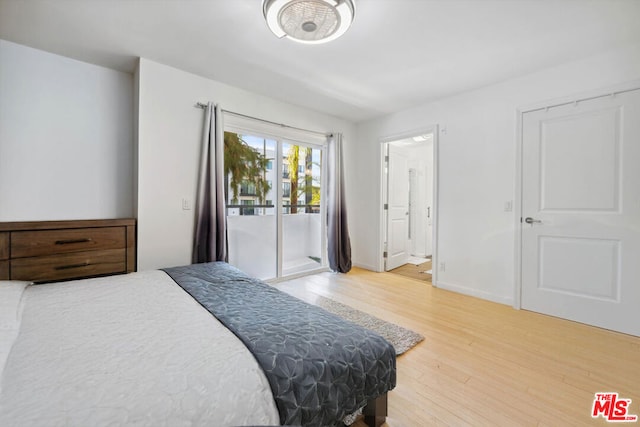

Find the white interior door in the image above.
[
  {"left": 386, "top": 144, "right": 410, "bottom": 270},
  {"left": 521, "top": 88, "right": 640, "bottom": 336},
  {"left": 424, "top": 140, "right": 434, "bottom": 256}
]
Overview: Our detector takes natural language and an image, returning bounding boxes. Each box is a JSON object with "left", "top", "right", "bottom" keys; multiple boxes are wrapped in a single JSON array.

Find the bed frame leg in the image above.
[{"left": 363, "top": 393, "right": 387, "bottom": 427}]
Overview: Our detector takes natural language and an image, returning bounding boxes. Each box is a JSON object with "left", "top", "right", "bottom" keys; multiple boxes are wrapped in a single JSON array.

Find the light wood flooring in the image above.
[
  {"left": 273, "top": 268, "right": 640, "bottom": 426},
  {"left": 389, "top": 260, "right": 432, "bottom": 282}
]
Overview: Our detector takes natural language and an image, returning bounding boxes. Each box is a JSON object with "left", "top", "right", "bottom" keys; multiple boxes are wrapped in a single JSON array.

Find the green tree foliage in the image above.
[
  {"left": 287, "top": 145, "right": 300, "bottom": 213},
  {"left": 286, "top": 145, "right": 320, "bottom": 213},
  {"left": 224, "top": 132, "right": 271, "bottom": 204}
]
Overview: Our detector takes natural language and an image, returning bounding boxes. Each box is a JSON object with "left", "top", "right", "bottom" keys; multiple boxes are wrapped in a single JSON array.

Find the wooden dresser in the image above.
[{"left": 0, "top": 219, "right": 136, "bottom": 283}]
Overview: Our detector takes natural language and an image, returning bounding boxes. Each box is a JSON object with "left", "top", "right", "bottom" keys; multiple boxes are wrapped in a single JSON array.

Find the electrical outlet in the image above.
[
  {"left": 182, "top": 198, "right": 191, "bottom": 210},
  {"left": 439, "top": 262, "right": 446, "bottom": 272}
]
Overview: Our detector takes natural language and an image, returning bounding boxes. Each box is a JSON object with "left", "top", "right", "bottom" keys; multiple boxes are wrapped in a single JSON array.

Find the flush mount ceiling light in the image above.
[{"left": 262, "top": 0, "right": 355, "bottom": 44}]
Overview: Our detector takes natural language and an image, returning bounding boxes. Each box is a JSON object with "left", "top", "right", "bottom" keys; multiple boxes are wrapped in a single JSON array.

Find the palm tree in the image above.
[
  {"left": 224, "top": 132, "right": 270, "bottom": 205},
  {"left": 286, "top": 145, "right": 318, "bottom": 213},
  {"left": 287, "top": 145, "right": 300, "bottom": 213}
]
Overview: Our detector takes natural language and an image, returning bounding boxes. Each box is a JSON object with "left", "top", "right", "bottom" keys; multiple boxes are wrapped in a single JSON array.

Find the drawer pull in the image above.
[
  {"left": 55, "top": 238, "right": 93, "bottom": 245},
  {"left": 54, "top": 262, "right": 90, "bottom": 270}
]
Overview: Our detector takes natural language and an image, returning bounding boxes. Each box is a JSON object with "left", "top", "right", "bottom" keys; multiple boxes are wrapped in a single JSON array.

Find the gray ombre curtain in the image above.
[
  {"left": 327, "top": 133, "right": 352, "bottom": 273},
  {"left": 192, "top": 102, "right": 228, "bottom": 263}
]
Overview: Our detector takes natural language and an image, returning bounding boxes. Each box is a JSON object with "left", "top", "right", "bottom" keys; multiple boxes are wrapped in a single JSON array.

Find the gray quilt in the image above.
[{"left": 163, "top": 262, "right": 396, "bottom": 426}]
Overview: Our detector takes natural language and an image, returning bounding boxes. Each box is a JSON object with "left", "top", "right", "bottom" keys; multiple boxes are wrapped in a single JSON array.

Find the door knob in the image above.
[{"left": 525, "top": 217, "right": 542, "bottom": 224}]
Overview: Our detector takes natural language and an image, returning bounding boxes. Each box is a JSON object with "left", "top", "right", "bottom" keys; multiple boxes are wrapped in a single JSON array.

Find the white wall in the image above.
[
  {"left": 137, "top": 58, "right": 355, "bottom": 271},
  {"left": 0, "top": 40, "right": 133, "bottom": 221},
  {"left": 354, "top": 43, "right": 640, "bottom": 305}
]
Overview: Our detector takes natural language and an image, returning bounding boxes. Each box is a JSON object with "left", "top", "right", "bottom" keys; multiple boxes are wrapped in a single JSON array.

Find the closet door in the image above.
[{"left": 521, "top": 89, "right": 640, "bottom": 336}]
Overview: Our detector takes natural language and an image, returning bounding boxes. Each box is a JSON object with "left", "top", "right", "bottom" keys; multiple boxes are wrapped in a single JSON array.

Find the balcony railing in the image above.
[
  {"left": 226, "top": 204, "right": 320, "bottom": 215},
  {"left": 227, "top": 210, "right": 323, "bottom": 280}
]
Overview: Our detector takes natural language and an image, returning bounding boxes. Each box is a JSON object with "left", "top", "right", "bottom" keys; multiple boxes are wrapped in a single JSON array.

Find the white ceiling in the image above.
[{"left": 1, "top": 0, "right": 639, "bottom": 122}]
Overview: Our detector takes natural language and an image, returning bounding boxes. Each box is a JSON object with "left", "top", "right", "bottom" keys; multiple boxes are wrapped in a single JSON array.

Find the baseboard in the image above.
[
  {"left": 352, "top": 261, "right": 379, "bottom": 272},
  {"left": 435, "top": 280, "right": 513, "bottom": 306}
]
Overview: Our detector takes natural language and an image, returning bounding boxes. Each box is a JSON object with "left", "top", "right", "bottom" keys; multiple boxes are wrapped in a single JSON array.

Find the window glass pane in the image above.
[
  {"left": 241, "top": 199, "right": 255, "bottom": 216},
  {"left": 282, "top": 142, "right": 323, "bottom": 275},
  {"left": 224, "top": 129, "right": 325, "bottom": 280},
  {"left": 224, "top": 131, "right": 277, "bottom": 280}
]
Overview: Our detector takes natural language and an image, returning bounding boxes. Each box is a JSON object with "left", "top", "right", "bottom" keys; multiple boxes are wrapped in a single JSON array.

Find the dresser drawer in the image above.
[
  {"left": 10, "top": 248, "right": 126, "bottom": 282},
  {"left": 11, "top": 227, "right": 125, "bottom": 258},
  {"left": 0, "top": 260, "right": 8, "bottom": 280},
  {"left": 0, "top": 232, "right": 8, "bottom": 260},
  {"left": 1, "top": 232, "right": 10, "bottom": 280}
]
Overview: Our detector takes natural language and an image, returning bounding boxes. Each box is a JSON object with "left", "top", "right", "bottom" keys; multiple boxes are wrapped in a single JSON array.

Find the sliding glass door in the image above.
[
  {"left": 281, "top": 142, "right": 324, "bottom": 276},
  {"left": 224, "top": 130, "right": 326, "bottom": 280}
]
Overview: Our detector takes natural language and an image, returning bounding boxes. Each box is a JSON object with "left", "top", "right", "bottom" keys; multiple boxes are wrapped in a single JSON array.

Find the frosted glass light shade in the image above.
[{"left": 263, "top": 0, "right": 355, "bottom": 44}]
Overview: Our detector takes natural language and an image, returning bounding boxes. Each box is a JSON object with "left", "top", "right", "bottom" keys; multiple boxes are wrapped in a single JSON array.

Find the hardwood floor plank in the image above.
[{"left": 273, "top": 268, "right": 640, "bottom": 426}]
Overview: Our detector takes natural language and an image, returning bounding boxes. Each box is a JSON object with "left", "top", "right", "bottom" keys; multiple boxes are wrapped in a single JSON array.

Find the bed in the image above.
[{"left": 0, "top": 220, "right": 396, "bottom": 427}]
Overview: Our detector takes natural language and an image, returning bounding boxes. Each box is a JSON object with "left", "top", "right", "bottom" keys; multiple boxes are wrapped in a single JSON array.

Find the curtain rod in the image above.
[{"left": 195, "top": 102, "right": 332, "bottom": 138}]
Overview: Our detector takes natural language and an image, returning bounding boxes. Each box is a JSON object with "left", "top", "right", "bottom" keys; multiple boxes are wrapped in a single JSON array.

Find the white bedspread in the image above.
[{"left": 0, "top": 271, "right": 279, "bottom": 426}]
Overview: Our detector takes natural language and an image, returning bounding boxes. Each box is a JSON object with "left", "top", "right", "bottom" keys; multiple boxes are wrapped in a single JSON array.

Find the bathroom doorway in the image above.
[{"left": 381, "top": 130, "right": 436, "bottom": 283}]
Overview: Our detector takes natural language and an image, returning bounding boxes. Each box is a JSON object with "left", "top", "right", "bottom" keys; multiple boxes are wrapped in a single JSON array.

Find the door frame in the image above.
[
  {"left": 514, "top": 80, "right": 640, "bottom": 310},
  {"left": 378, "top": 125, "right": 440, "bottom": 284}
]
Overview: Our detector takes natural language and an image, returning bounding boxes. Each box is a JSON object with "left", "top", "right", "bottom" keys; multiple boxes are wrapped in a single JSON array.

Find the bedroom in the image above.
[{"left": 1, "top": 0, "right": 640, "bottom": 425}]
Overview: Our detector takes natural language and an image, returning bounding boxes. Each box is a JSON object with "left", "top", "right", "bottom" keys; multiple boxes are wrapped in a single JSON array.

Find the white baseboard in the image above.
[
  {"left": 434, "top": 280, "right": 513, "bottom": 306},
  {"left": 352, "top": 261, "right": 379, "bottom": 272}
]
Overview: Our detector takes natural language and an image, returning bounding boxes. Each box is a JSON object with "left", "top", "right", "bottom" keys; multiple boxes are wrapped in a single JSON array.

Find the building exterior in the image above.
[{"left": 227, "top": 136, "right": 320, "bottom": 216}]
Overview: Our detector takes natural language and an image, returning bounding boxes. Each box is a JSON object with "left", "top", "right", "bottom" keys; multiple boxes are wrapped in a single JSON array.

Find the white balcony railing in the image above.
[{"left": 227, "top": 213, "right": 323, "bottom": 280}]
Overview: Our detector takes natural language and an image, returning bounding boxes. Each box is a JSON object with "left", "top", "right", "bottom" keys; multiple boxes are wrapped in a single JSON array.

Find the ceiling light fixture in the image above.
[{"left": 262, "top": 0, "right": 356, "bottom": 44}]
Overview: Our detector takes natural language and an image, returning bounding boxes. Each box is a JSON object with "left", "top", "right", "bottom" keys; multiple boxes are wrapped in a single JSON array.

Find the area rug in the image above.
[{"left": 313, "top": 295, "right": 424, "bottom": 355}]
